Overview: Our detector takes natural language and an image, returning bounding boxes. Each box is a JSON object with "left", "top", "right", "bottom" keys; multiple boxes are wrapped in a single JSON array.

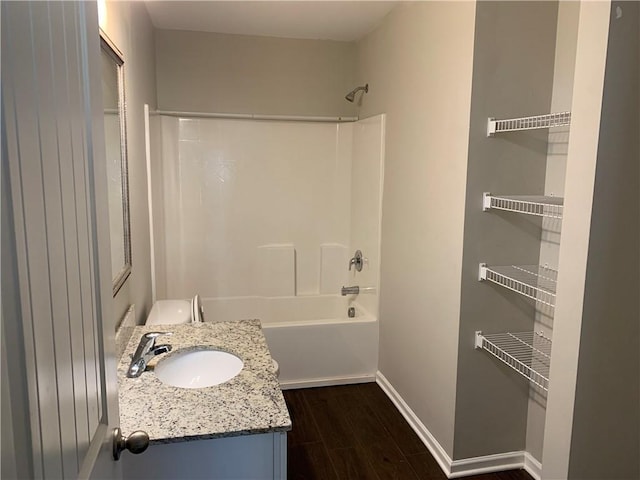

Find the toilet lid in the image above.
[{"left": 191, "top": 294, "right": 203, "bottom": 323}]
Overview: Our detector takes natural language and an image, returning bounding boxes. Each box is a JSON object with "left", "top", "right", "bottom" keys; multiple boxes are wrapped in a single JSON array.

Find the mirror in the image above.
[{"left": 100, "top": 31, "right": 131, "bottom": 295}]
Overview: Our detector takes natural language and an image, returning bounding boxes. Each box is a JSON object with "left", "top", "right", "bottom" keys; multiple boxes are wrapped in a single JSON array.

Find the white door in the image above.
[{"left": 2, "top": 2, "right": 122, "bottom": 479}]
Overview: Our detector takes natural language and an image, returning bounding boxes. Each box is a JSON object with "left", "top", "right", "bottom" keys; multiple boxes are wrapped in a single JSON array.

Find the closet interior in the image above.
[{"left": 454, "top": 0, "right": 579, "bottom": 468}]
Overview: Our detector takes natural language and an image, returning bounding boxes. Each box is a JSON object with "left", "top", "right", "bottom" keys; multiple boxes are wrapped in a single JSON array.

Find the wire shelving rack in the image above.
[
  {"left": 475, "top": 331, "right": 552, "bottom": 391},
  {"left": 483, "top": 193, "right": 563, "bottom": 219},
  {"left": 477, "top": 108, "right": 570, "bottom": 394},
  {"left": 487, "top": 111, "right": 571, "bottom": 136},
  {"left": 479, "top": 264, "right": 557, "bottom": 308}
]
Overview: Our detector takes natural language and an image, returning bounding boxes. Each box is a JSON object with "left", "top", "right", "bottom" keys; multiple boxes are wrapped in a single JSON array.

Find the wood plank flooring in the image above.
[{"left": 284, "top": 383, "right": 534, "bottom": 480}]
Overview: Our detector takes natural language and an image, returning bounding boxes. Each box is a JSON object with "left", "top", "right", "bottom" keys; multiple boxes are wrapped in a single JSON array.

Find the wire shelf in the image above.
[
  {"left": 479, "top": 264, "right": 557, "bottom": 307},
  {"left": 475, "top": 331, "right": 551, "bottom": 391},
  {"left": 483, "top": 193, "right": 564, "bottom": 219},
  {"left": 487, "top": 112, "right": 571, "bottom": 136}
]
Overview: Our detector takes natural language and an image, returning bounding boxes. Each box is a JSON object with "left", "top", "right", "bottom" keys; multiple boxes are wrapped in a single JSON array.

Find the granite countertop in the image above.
[{"left": 118, "top": 320, "right": 291, "bottom": 444}]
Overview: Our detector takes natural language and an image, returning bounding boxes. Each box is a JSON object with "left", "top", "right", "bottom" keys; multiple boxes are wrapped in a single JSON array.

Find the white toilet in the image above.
[{"left": 146, "top": 295, "right": 204, "bottom": 326}]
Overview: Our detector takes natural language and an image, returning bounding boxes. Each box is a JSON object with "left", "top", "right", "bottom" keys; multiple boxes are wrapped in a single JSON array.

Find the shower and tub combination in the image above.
[{"left": 145, "top": 92, "right": 384, "bottom": 388}]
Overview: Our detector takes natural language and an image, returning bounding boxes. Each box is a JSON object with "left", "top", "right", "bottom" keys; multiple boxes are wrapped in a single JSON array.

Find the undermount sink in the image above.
[{"left": 154, "top": 348, "right": 244, "bottom": 389}]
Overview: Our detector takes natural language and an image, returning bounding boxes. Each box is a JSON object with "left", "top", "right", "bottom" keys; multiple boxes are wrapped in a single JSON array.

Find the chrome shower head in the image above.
[{"left": 345, "top": 84, "right": 369, "bottom": 102}]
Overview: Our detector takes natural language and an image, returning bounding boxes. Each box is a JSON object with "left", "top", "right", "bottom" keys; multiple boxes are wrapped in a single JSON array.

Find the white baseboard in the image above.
[
  {"left": 449, "top": 451, "right": 526, "bottom": 478},
  {"left": 279, "top": 374, "right": 375, "bottom": 390},
  {"left": 524, "top": 452, "right": 542, "bottom": 480},
  {"left": 375, "top": 371, "right": 541, "bottom": 480},
  {"left": 375, "top": 371, "right": 454, "bottom": 476}
]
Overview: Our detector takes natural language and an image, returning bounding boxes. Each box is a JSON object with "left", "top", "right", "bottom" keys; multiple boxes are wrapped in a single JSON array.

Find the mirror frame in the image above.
[{"left": 100, "top": 29, "right": 132, "bottom": 296}]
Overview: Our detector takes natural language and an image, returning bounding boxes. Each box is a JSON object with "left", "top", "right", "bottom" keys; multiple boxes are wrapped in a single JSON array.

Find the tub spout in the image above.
[{"left": 341, "top": 285, "right": 359, "bottom": 296}]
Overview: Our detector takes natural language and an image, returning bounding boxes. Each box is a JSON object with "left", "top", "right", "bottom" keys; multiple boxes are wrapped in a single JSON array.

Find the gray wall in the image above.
[
  {"left": 102, "top": 1, "right": 158, "bottom": 326},
  {"left": 355, "top": 2, "right": 477, "bottom": 456},
  {"left": 567, "top": 2, "right": 639, "bottom": 477},
  {"left": 453, "top": 1, "right": 558, "bottom": 459},
  {"left": 155, "top": 29, "right": 356, "bottom": 117}
]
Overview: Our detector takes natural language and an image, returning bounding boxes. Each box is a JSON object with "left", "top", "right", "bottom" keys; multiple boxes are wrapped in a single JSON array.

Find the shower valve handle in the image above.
[{"left": 349, "top": 250, "right": 363, "bottom": 272}]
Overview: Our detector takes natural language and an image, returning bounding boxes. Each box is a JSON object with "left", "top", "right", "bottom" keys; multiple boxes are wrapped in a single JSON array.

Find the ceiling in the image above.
[{"left": 144, "top": 1, "right": 398, "bottom": 42}]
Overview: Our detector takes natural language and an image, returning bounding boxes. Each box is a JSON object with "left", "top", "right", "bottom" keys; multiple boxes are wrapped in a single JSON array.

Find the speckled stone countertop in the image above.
[{"left": 118, "top": 320, "right": 291, "bottom": 444}]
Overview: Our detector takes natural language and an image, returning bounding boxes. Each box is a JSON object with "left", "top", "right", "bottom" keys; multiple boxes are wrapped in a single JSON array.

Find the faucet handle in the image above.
[
  {"left": 142, "top": 331, "right": 172, "bottom": 346},
  {"left": 348, "top": 250, "right": 364, "bottom": 272},
  {"left": 133, "top": 332, "right": 172, "bottom": 358},
  {"left": 143, "top": 331, "right": 172, "bottom": 340}
]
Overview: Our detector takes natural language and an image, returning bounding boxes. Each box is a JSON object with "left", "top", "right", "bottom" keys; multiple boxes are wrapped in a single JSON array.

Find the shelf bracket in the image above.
[
  {"left": 478, "top": 263, "right": 487, "bottom": 281},
  {"left": 482, "top": 192, "right": 492, "bottom": 211},
  {"left": 474, "top": 331, "right": 484, "bottom": 349},
  {"left": 487, "top": 118, "right": 496, "bottom": 137}
]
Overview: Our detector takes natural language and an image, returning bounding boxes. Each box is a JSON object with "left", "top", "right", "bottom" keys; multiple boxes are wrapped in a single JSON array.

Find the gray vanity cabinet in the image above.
[{"left": 122, "top": 431, "right": 287, "bottom": 480}]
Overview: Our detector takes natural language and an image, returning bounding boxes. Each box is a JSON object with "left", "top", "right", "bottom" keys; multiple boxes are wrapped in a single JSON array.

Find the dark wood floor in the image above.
[{"left": 284, "top": 383, "right": 533, "bottom": 480}]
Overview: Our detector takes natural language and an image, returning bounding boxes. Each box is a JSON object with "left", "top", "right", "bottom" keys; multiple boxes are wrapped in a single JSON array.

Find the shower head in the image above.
[{"left": 345, "top": 84, "right": 369, "bottom": 102}]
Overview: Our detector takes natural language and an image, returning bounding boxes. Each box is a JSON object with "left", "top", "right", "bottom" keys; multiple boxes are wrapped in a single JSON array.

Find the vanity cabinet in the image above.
[
  {"left": 118, "top": 321, "right": 291, "bottom": 480},
  {"left": 122, "top": 432, "right": 287, "bottom": 480}
]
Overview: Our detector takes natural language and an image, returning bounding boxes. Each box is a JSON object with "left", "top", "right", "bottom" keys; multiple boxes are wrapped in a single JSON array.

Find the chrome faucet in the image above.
[
  {"left": 341, "top": 285, "right": 360, "bottom": 296},
  {"left": 127, "top": 332, "right": 173, "bottom": 378},
  {"left": 348, "top": 250, "right": 364, "bottom": 272}
]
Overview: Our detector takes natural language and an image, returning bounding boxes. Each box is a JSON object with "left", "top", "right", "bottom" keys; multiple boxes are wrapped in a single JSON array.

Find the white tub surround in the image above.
[
  {"left": 151, "top": 115, "right": 384, "bottom": 304},
  {"left": 154, "top": 117, "right": 354, "bottom": 299},
  {"left": 118, "top": 320, "right": 291, "bottom": 443},
  {"left": 319, "top": 243, "right": 349, "bottom": 294},
  {"left": 255, "top": 244, "right": 297, "bottom": 297},
  {"left": 147, "top": 113, "right": 385, "bottom": 391}
]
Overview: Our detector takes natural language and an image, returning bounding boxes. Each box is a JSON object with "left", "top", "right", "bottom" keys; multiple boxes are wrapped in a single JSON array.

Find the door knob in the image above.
[{"left": 112, "top": 427, "right": 150, "bottom": 460}]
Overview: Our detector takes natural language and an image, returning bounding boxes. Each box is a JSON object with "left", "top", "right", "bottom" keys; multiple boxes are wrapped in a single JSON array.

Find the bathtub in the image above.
[{"left": 202, "top": 295, "right": 379, "bottom": 389}]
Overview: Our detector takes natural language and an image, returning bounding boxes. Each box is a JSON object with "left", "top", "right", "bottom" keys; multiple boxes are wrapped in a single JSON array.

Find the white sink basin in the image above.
[{"left": 155, "top": 349, "right": 244, "bottom": 389}]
